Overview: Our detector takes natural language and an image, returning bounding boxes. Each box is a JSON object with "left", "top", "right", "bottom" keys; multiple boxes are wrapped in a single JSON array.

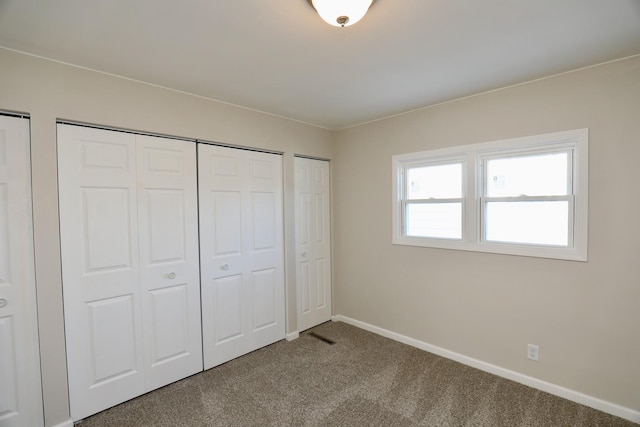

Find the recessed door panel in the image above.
[
  {"left": 0, "top": 316, "right": 18, "bottom": 419},
  {"left": 212, "top": 155, "right": 240, "bottom": 178},
  {"left": 88, "top": 295, "right": 138, "bottom": 385},
  {"left": 314, "top": 193, "right": 325, "bottom": 244},
  {"left": 316, "top": 259, "right": 327, "bottom": 308},
  {"left": 82, "top": 187, "right": 132, "bottom": 272},
  {"left": 252, "top": 192, "right": 276, "bottom": 250},
  {"left": 295, "top": 157, "right": 332, "bottom": 332},
  {"left": 213, "top": 191, "right": 242, "bottom": 256},
  {"left": 250, "top": 159, "right": 273, "bottom": 180},
  {"left": 146, "top": 189, "right": 186, "bottom": 264},
  {"left": 0, "top": 134, "right": 6, "bottom": 165},
  {"left": 81, "top": 140, "right": 130, "bottom": 172},
  {"left": 0, "top": 184, "right": 9, "bottom": 284},
  {"left": 142, "top": 147, "right": 183, "bottom": 175},
  {"left": 313, "top": 164, "right": 325, "bottom": 185},
  {"left": 300, "top": 261, "right": 311, "bottom": 314},
  {"left": 298, "top": 193, "right": 310, "bottom": 246},
  {"left": 149, "top": 284, "right": 189, "bottom": 365},
  {"left": 252, "top": 268, "right": 276, "bottom": 330},
  {"left": 214, "top": 275, "right": 243, "bottom": 342}
]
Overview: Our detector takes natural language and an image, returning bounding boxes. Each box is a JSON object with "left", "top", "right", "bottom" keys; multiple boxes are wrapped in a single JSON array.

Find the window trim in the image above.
[{"left": 392, "top": 129, "right": 588, "bottom": 261}]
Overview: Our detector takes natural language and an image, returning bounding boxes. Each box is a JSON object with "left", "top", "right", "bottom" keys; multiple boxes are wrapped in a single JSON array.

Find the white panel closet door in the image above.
[
  {"left": 58, "top": 125, "right": 202, "bottom": 421},
  {"left": 0, "top": 115, "right": 43, "bottom": 427},
  {"left": 136, "top": 135, "right": 202, "bottom": 390},
  {"left": 198, "top": 144, "right": 285, "bottom": 369},
  {"left": 295, "top": 157, "right": 331, "bottom": 332},
  {"left": 58, "top": 125, "right": 145, "bottom": 421}
]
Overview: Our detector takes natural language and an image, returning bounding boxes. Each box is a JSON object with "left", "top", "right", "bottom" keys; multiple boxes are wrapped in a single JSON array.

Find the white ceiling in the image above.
[{"left": 1, "top": 0, "right": 640, "bottom": 130}]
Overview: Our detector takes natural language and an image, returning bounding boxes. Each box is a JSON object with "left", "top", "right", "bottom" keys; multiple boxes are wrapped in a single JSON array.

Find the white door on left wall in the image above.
[
  {"left": 57, "top": 124, "right": 202, "bottom": 421},
  {"left": 0, "top": 115, "right": 44, "bottom": 427}
]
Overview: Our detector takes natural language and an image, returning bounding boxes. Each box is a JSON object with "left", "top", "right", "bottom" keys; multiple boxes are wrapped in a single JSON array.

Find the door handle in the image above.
[
  {"left": 221, "top": 264, "right": 229, "bottom": 271},
  {"left": 0, "top": 298, "right": 7, "bottom": 308},
  {"left": 301, "top": 252, "right": 307, "bottom": 258},
  {"left": 167, "top": 272, "right": 176, "bottom": 279}
]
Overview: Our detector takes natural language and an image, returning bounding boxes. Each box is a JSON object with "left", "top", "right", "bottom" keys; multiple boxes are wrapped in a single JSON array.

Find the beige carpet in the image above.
[{"left": 78, "top": 322, "right": 637, "bottom": 426}]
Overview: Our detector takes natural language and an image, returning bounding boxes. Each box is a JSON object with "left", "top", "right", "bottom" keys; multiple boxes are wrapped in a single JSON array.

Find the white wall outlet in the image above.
[{"left": 527, "top": 344, "right": 539, "bottom": 361}]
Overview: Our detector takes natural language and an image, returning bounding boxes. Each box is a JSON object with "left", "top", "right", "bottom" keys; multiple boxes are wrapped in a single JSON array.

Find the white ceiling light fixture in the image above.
[{"left": 310, "top": 0, "right": 374, "bottom": 27}]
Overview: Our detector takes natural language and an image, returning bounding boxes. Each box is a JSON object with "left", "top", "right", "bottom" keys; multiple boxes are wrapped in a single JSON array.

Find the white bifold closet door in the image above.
[
  {"left": 57, "top": 124, "right": 202, "bottom": 421},
  {"left": 198, "top": 144, "right": 285, "bottom": 369},
  {"left": 0, "top": 115, "right": 44, "bottom": 427},
  {"left": 295, "top": 157, "right": 331, "bottom": 332}
]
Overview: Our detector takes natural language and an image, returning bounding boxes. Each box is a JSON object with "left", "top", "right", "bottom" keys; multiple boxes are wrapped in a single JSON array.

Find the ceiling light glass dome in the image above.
[{"left": 311, "top": 0, "right": 373, "bottom": 27}]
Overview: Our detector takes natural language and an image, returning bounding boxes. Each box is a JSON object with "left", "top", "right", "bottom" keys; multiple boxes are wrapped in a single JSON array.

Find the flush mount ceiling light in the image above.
[{"left": 310, "top": 0, "right": 374, "bottom": 27}]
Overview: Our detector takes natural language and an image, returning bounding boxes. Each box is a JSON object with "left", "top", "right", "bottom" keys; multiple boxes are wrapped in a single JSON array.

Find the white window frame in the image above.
[
  {"left": 392, "top": 129, "right": 588, "bottom": 261},
  {"left": 402, "top": 157, "right": 467, "bottom": 240}
]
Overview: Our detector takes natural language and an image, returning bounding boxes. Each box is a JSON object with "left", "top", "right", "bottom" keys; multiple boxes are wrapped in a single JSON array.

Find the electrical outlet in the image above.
[{"left": 527, "top": 344, "right": 539, "bottom": 361}]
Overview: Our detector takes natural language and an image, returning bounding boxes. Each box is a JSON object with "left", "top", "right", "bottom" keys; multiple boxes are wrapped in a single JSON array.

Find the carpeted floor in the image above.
[{"left": 77, "top": 322, "right": 637, "bottom": 426}]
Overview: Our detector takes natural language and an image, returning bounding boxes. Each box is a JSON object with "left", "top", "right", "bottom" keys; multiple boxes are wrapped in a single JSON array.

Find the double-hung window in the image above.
[
  {"left": 392, "top": 129, "right": 588, "bottom": 261},
  {"left": 481, "top": 149, "right": 572, "bottom": 246},
  {"left": 404, "top": 161, "right": 464, "bottom": 239}
]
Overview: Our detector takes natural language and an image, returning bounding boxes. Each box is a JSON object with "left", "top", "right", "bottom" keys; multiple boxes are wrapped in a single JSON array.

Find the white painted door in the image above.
[
  {"left": 135, "top": 135, "right": 202, "bottom": 390},
  {"left": 58, "top": 125, "right": 202, "bottom": 421},
  {"left": 199, "top": 144, "right": 285, "bottom": 369},
  {"left": 295, "top": 157, "right": 331, "bottom": 332},
  {"left": 0, "top": 115, "right": 44, "bottom": 427},
  {"left": 58, "top": 126, "right": 144, "bottom": 420}
]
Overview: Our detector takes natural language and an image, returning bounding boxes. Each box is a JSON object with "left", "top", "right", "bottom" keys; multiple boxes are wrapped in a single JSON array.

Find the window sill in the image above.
[{"left": 392, "top": 236, "right": 587, "bottom": 262}]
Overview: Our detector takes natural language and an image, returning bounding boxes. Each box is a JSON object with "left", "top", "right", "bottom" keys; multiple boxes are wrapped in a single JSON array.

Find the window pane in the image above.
[
  {"left": 406, "top": 203, "right": 462, "bottom": 239},
  {"left": 486, "top": 152, "right": 568, "bottom": 197},
  {"left": 485, "top": 201, "right": 569, "bottom": 246},
  {"left": 407, "top": 163, "right": 462, "bottom": 199}
]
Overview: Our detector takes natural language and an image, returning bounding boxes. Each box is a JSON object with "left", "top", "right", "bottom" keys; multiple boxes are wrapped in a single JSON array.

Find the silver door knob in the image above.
[
  {"left": 0, "top": 298, "right": 7, "bottom": 308},
  {"left": 301, "top": 252, "right": 307, "bottom": 258},
  {"left": 168, "top": 272, "right": 176, "bottom": 279},
  {"left": 221, "top": 264, "right": 229, "bottom": 270}
]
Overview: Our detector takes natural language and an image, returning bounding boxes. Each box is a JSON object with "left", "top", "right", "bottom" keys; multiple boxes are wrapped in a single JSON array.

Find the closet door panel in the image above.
[
  {"left": 199, "top": 145, "right": 284, "bottom": 369},
  {"left": 0, "top": 115, "right": 43, "bottom": 427},
  {"left": 58, "top": 124, "right": 144, "bottom": 421},
  {"left": 59, "top": 127, "right": 201, "bottom": 421},
  {"left": 295, "top": 157, "right": 332, "bottom": 332},
  {"left": 244, "top": 151, "right": 284, "bottom": 349},
  {"left": 136, "top": 135, "right": 202, "bottom": 391},
  {"left": 199, "top": 146, "right": 248, "bottom": 367}
]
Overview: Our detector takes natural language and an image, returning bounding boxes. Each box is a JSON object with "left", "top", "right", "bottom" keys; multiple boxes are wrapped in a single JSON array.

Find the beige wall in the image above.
[
  {"left": 333, "top": 56, "right": 640, "bottom": 412},
  {"left": 0, "top": 48, "right": 334, "bottom": 426}
]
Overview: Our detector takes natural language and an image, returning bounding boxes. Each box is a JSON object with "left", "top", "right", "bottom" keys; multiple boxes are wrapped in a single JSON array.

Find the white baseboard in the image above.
[
  {"left": 50, "top": 418, "right": 74, "bottom": 427},
  {"left": 332, "top": 315, "right": 640, "bottom": 424},
  {"left": 285, "top": 331, "right": 299, "bottom": 342}
]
